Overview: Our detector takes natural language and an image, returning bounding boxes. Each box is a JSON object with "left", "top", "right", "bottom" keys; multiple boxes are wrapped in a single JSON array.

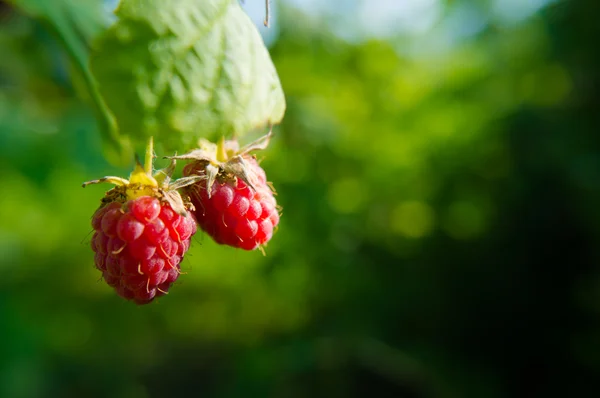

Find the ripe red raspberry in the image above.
[
  {"left": 175, "top": 132, "right": 280, "bottom": 251},
  {"left": 90, "top": 196, "right": 196, "bottom": 304},
  {"left": 84, "top": 139, "right": 201, "bottom": 304},
  {"left": 183, "top": 158, "right": 279, "bottom": 250}
]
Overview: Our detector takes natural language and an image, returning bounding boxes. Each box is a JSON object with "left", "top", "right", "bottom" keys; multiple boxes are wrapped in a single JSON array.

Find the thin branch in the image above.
[{"left": 264, "top": 0, "right": 270, "bottom": 27}]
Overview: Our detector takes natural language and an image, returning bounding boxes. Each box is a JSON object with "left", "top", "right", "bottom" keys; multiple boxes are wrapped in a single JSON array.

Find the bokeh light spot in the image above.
[
  {"left": 391, "top": 201, "right": 435, "bottom": 238},
  {"left": 328, "top": 178, "right": 366, "bottom": 214}
]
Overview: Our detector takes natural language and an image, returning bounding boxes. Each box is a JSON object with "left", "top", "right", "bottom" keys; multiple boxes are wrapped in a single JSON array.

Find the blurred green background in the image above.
[{"left": 1, "top": 0, "right": 600, "bottom": 397}]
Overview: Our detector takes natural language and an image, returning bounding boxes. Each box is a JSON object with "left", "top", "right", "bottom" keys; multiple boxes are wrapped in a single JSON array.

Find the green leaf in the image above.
[{"left": 90, "top": 0, "right": 286, "bottom": 151}]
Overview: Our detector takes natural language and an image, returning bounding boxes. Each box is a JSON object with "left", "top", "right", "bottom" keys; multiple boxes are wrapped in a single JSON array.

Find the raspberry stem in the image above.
[
  {"left": 216, "top": 136, "right": 227, "bottom": 163},
  {"left": 145, "top": 137, "right": 154, "bottom": 176}
]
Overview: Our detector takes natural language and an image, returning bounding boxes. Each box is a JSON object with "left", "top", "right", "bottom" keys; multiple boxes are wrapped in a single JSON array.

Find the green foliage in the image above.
[
  {"left": 8, "top": 0, "right": 131, "bottom": 165},
  {"left": 8, "top": 0, "right": 107, "bottom": 39},
  {"left": 90, "top": 0, "right": 286, "bottom": 152}
]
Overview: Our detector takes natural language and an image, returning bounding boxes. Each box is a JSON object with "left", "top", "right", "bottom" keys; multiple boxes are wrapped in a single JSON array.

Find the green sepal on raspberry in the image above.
[
  {"left": 172, "top": 131, "right": 281, "bottom": 252},
  {"left": 84, "top": 138, "right": 202, "bottom": 305}
]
